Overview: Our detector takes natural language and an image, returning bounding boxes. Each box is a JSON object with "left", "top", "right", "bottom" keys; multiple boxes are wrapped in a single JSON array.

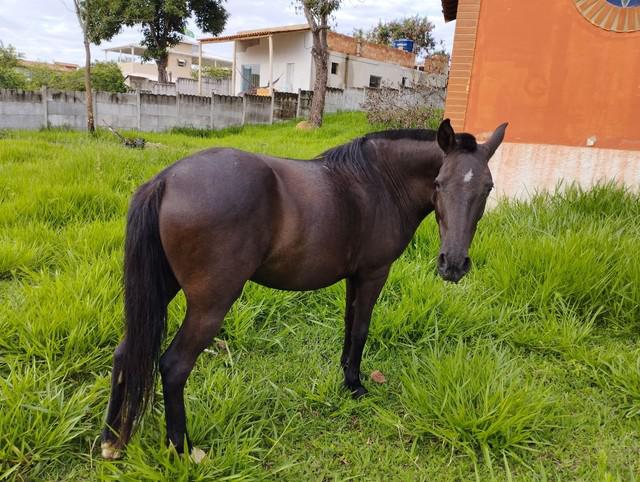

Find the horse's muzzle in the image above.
[{"left": 437, "top": 253, "right": 471, "bottom": 283}]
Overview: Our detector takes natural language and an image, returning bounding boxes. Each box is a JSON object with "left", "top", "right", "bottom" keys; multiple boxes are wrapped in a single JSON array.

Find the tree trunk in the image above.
[
  {"left": 74, "top": 0, "right": 94, "bottom": 133},
  {"left": 156, "top": 55, "right": 169, "bottom": 83},
  {"left": 309, "top": 38, "right": 328, "bottom": 127},
  {"left": 304, "top": 7, "right": 329, "bottom": 128},
  {"left": 83, "top": 36, "right": 94, "bottom": 133}
]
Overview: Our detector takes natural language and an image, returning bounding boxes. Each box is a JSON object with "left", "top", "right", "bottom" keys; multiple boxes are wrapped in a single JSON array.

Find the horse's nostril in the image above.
[
  {"left": 438, "top": 253, "right": 446, "bottom": 268},
  {"left": 462, "top": 256, "right": 471, "bottom": 271}
]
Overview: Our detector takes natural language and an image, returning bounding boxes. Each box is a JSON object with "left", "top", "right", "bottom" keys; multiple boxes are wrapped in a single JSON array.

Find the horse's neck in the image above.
[{"left": 373, "top": 140, "right": 443, "bottom": 226}]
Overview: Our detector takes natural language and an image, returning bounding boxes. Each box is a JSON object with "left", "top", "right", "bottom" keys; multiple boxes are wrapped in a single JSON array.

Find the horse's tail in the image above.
[{"left": 118, "top": 177, "right": 174, "bottom": 446}]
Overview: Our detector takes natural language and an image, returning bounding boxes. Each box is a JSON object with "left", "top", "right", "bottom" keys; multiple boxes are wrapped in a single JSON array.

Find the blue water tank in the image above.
[{"left": 392, "top": 39, "right": 414, "bottom": 52}]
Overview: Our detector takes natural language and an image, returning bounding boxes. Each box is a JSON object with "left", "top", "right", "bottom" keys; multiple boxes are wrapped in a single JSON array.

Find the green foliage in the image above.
[
  {"left": 0, "top": 113, "right": 639, "bottom": 480},
  {"left": 22, "top": 62, "right": 126, "bottom": 93},
  {"left": 27, "top": 66, "right": 85, "bottom": 91},
  {"left": 0, "top": 41, "right": 21, "bottom": 69},
  {"left": 81, "top": 0, "right": 127, "bottom": 45},
  {"left": 0, "top": 41, "right": 27, "bottom": 89},
  {"left": 120, "top": 0, "right": 228, "bottom": 80},
  {"left": 360, "top": 15, "right": 436, "bottom": 56},
  {"left": 297, "top": 0, "right": 343, "bottom": 17},
  {"left": 0, "top": 68, "right": 27, "bottom": 89},
  {"left": 378, "top": 342, "right": 558, "bottom": 461},
  {"left": 90, "top": 62, "right": 127, "bottom": 93},
  {"left": 192, "top": 65, "right": 231, "bottom": 80}
]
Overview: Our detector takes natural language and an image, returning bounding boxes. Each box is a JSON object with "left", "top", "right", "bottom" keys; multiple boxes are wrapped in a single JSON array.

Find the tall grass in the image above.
[{"left": 0, "top": 113, "right": 639, "bottom": 480}]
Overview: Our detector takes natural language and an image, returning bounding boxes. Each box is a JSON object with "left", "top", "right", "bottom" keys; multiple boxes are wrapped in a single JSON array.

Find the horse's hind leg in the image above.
[
  {"left": 101, "top": 340, "right": 127, "bottom": 458},
  {"left": 101, "top": 279, "right": 179, "bottom": 458},
  {"left": 159, "top": 283, "right": 244, "bottom": 454}
]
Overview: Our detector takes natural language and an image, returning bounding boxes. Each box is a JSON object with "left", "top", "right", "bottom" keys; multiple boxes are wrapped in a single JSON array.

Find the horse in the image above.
[{"left": 101, "top": 118, "right": 508, "bottom": 459}]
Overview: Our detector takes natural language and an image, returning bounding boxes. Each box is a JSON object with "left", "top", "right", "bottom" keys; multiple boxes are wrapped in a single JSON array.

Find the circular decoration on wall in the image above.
[{"left": 575, "top": 0, "right": 640, "bottom": 32}]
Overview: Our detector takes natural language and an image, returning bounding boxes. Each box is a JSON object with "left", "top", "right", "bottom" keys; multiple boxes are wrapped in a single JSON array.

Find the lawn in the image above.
[{"left": 0, "top": 112, "right": 639, "bottom": 481}]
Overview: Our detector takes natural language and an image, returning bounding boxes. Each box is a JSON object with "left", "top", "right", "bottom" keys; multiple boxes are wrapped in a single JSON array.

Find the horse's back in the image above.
[
  {"left": 154, "top": 147, "right": 359, "bottom": 291},
  {"left": 157, "top": 148, "right": 280, "bottom": 290}
]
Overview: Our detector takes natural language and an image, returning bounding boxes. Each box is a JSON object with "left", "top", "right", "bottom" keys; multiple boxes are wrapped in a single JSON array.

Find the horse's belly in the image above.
[{"left": 250, "top": 258, "right": 347, "bottom": 291}]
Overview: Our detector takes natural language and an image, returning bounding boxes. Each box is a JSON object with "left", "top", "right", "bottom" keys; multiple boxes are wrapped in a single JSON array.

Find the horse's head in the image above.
[{"left": 433, "top": 119, "right": 507, "bottom": 283}]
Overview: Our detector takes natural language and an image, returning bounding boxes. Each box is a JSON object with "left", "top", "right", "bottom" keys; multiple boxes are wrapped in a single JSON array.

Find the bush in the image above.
[
  {"left": 0, "top": 41, "right": 27, "bottom": 89},
  {"left": 26, "top": 61, "right": 126, "bottom": 93},
  {"left": 89, "top": 62, "right": 127, "bottom": 93},
  {"left": 363, "top": 81, "right": 444, "bottom": 130}
]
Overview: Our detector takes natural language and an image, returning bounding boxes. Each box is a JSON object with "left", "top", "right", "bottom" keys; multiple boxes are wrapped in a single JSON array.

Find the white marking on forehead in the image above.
[{"left": 463, "top": 169, "right": 474, "bottom": 183}]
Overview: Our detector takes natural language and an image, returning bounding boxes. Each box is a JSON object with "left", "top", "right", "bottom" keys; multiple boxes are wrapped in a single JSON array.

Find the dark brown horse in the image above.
[{"left": 101, "top": 119, "right": 507, "bottom": 459}]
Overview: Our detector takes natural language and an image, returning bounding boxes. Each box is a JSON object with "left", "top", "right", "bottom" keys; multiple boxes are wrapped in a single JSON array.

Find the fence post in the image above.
[
  {"left": 41, "top": 85, "right": 48, "bottom": 128},
  {"left": 176, "top": 93, "right": 180, "bottom": 125},
  {"left": 242, "top": 95, "right": 247, "bottom": 125},
  {"left": 136, "top": 90, "right": 141, "bottom": 130},
  {"left": 295, "top": 88, "right": 301, "bottom": 119},
  {"left": 269, "top": 94, "right": 275, "bottom": 125},
  {"left": 210, "top": 92, "right": 215, "bottom": 130}
]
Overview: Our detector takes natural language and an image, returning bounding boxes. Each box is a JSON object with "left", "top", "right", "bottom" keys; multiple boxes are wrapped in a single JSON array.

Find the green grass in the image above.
[{"left": 1, "top": 112, "right": 639, "bottom": 480}]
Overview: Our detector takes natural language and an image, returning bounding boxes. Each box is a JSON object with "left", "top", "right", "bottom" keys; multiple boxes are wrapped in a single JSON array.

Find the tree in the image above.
[
  {"left": 362, "top": 15, "right": 436, "bottom": 57},
  {"left": 90, "top": 62, "right": 128, "bottom": 93},
  {"left": 73, "top": 0, "right": 124, "bottom": 132},
  {"left": 14, "top": 61, "right": 126, "bottom": 93},
  {"left": 0, "top": 42, "right": 27, "bottom": 89},
  {"left": 192, "top": 65, "right": 231, "bottom": 80},
  {"left": 298, "top": 0, "right": 342, "bottom": 128},
  {"left": 121, "top": 0, "right": 228, "bottom": 83}
]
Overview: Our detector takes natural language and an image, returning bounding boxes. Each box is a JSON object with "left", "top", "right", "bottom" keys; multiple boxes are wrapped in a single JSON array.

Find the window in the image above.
[
  {"left": 177, "top": 58, "right": 187, "bottom": 67},
  {"left": 401, "top": 77, "right": 407, "bottom": 88},
  {"left": 286, "top": 63, "right": 295, "bottom": 92},
  {"left": 241, "top": 64, "right": 262, "bottom": 92},
  {"left": 331, "top": 62, "right": 339, "bottom": 75},
  {"left": 574, "top": 0, "right": 640, "bottom": 32},
  {"left": 369, "top": 75, "right": 382, "bottom": 88}
]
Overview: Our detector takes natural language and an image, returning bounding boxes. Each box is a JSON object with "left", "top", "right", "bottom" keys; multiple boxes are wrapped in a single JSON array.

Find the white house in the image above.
[
  {"left": 199, "top": 24, "right": 426, "bottom": 95},
  {"left": 104, "top": 39, "right": 231, "bottom": 84}
]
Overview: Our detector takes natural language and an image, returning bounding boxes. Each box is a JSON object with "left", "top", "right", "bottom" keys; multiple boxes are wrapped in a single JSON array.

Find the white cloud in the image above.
[{"left": 0, "top": 0, "right": 455, "bottom": 65}]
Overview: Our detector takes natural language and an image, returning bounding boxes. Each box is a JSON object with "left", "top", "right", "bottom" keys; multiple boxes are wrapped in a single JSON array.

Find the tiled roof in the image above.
[{"left": 199, "top": 24, "right": 310, "bottom": 44}]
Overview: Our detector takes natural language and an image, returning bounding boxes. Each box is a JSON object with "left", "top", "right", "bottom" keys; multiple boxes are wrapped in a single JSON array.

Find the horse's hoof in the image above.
[
  {"left": 350, "top": 385, "right": 368, "bottom": 399},
  {"left": 191, "top": 447, "right": 207, "bottom": 464},
  {"left": 101, "top": 442, "right": 122, "bottom": 460}
]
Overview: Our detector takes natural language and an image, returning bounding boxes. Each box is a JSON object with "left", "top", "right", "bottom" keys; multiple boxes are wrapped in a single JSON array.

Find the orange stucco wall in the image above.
[{"left": 463, "top": 0, "right": 640, "bottom": 150}]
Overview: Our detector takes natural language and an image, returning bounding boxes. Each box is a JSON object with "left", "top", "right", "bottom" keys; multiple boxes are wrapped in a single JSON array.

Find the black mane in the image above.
[
  {"left": 365, "top": 129, "right": 438, "bottom": 142},
  {"left": 318, "top": 128, "right": 478, "bottom": 179}
]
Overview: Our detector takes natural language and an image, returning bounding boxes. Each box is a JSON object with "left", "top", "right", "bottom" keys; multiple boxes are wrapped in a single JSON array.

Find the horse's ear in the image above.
[
  {"left": 437, "top": 119, "right": 456, "bottom": 154},
  {"left": 482, "top": 122, "right": 509, "bottom": 161}
]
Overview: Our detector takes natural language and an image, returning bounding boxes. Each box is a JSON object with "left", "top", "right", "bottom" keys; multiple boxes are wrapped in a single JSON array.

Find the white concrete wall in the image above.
[
  {"left": 118, "top": 52, "right": 193, "bottom": 82},
  {"left": 0, "top": 86, "right": 432, "bottom": 132},
  {"left": 487, "top": 142, "right": 640, "bottom": 206},
  {"left": 234, "top": 31, "right": 313, "bottom": 94},
  {"left": 338, "top": 54, "right": 425, "bottom": 90},
  {"left": 95, "top": 92, "right": 138, "bottom": 130},
  {"left": 0, "top": 90, "right": 44, "bottom": 129}
]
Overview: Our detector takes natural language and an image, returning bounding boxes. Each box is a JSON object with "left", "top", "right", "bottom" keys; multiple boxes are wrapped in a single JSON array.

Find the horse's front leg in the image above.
[
  {"left": 340, "top": 278, "right": 355, "bottom": 368},
  {"left": 343, "top": 266, "right": 390, "bottom": 398}
]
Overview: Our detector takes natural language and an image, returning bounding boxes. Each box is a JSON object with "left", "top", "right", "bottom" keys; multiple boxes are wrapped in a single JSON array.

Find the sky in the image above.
[{"left": 0, "top": 0, "right": 455, "bottom": 66}]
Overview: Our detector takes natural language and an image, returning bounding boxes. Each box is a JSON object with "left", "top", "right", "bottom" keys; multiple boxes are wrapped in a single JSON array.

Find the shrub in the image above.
[{"left": 363, "top": 81, "right": 444, "bottom": 130}]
